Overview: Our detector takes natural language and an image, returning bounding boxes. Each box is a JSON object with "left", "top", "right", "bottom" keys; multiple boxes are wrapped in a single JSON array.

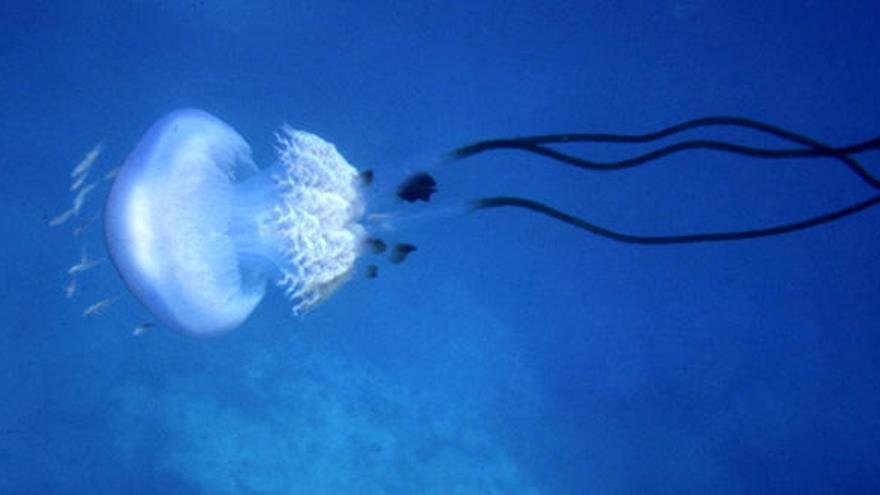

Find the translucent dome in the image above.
[{"left": 104, "top": 109, "right": 365, "bottom": 336}]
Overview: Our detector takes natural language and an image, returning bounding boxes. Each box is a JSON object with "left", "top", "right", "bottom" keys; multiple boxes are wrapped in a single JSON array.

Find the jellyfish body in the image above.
[{"left": 104, "top": 109, "right": 365, "bottom": 336}]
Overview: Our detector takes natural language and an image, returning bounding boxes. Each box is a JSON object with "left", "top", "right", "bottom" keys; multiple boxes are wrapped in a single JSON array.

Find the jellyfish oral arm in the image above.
[{"left": 270, "top": 128, "right": 366, "bottom": 313}]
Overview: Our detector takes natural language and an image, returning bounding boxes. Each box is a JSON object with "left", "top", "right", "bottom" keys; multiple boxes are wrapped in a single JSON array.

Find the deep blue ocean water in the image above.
[{"left": 2, "top": 1, "right": 880, "bottom": 493}]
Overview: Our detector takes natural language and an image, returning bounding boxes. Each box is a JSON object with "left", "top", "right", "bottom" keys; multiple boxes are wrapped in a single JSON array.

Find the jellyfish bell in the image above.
[{"left": 104, "top": 109, "right": 366, "bottom": 337}]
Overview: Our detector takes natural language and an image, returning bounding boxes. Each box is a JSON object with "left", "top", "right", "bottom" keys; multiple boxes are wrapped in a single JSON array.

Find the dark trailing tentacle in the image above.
[
  {"left": 452, "top": 138, "right": 876, "bottom": 172},
  {"left": 472, "top": 195, "right": 880, "bottom": 245},
  {"left": 450, "top": 117, "right": 880, "bottom": 189},
  {"left": 454, "top": 116, "right": 878, "bottom": 148},
  {"left": 444, "top": 116, "right": 880, "bottom": 242}
]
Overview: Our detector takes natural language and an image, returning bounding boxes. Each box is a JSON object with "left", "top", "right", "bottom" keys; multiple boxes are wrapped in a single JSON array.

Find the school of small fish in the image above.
[
  {"left": 52, "top": 140, "right": 145, "bottom": 333},
  {"left": 49, "top": 141, "right": 105, "bottom": 228}
]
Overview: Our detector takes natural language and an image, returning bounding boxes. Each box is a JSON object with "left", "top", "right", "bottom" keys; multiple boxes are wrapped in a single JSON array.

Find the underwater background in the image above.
[{"left": 2, "top": 1, "right": 880, "bottom": 493}]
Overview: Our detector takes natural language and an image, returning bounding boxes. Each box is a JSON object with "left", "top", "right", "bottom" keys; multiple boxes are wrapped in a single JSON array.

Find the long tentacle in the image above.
[
  {"left": 451, "top": 117, "right": 880, "bottom": 189},
  {"left": 472, "top": 195, "right": 880, "bottom": 244},
  {"left": 462, "top": 117, "right": 880, "bottom": 241}
]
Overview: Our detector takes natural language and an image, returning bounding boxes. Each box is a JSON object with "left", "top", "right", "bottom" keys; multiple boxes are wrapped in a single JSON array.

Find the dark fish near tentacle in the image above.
[
  {"left": 396, "top": 172, "right": 436, "bottom": 202},
  {"left": 366, "top": 264, "right": 379, "bottom": 279},
  {"left": 364, "top": 237, "right": 387, "bottom": 254},
  {"left": 389, "top": 243, "right": 416, "bottom": 263}
]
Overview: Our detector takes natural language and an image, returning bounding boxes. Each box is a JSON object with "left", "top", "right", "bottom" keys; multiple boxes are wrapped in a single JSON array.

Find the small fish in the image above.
[
  {"left": 396, "top": 172, "right": 437, "bottom": 203},
  {"left": 64, "top": 277, "right": 77, "bottom": 299},
  {"left": 73, "top": 212, "right": 99, "bottom": 236},
  {"left": 132, "top": 322, "right": 157, "bottom": 336},
  {"left": 356, "top": 169, "right": 374, "bottom": 187},
  {"left": 364, "top": 237, "right": 387, "bottom": 254},
  {"left": 366, "top": 212, "right": 393, "bottom": 222},
  {"left": 70, "top": 170, "right": 90, "bottom": 191},
  {"left": 366, "top": 264, "right": 379, "bottom": 279},
  {"left": 82, "top": 295, "right": 119, "bottom": 317},
  {"left": 389, "top": 243, "right": 417, "bottom": 264},
  {"left": 68, "top": 246, "right": 102, "bottom": 275},
  {"left": 70, "top": 141, "right": 104, "bottom": 178},
  {"left": 103, "top": 166, "right": 120, "bottom": 181},
  {"left": 363, "top": 212, "right": 396, "bottom": 232},
  {"left": 48, "top": 207, "right": 75, "bottom": 227},
  {"left": 72, "top": 182, "right": 97, "bottom": 215}
]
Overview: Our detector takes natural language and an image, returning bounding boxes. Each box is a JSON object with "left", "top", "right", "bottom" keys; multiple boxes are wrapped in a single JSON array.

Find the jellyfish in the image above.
[
  {"left": 101, "top": 109, "right": 879, "bottom": 337},
  {"left": 104, "top": 109, "right": 366, "bottom": 336}
]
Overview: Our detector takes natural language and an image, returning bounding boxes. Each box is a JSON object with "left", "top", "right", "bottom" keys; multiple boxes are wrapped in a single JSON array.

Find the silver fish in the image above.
[
  {"left": 72, "top": 182, "right": 97, "bottom": 215},
  {"left": 68, "top": 246, "right": 102, "bottom": 275},
  {"left": 132, "top": 322, "right": 157, "bottom": 336},
  {"left": 64, "top": 277, "right": 76, "bottom": 299},
  {"left": 70, "top": 170, "right": 89, "bottom": 191},
  {"left": 73, "top": 212, "right": 99, "bottom": 236},
  {"left": 48, "top": 207, "right": 75, "bottom": 227},
  {"left": 82, "top": 295, "right": 119, "bottom": 317},
  {"left": 71, "top": 141, "right": 104, "bottom": 179},
  {"left": 103, "top": 166, "right": 120, "bottom": 181}
]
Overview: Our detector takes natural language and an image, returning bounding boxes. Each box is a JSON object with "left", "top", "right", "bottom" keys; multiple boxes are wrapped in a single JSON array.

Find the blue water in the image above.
[{"left": 2, "top": 1, "right": 880, "bottom": 493}]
